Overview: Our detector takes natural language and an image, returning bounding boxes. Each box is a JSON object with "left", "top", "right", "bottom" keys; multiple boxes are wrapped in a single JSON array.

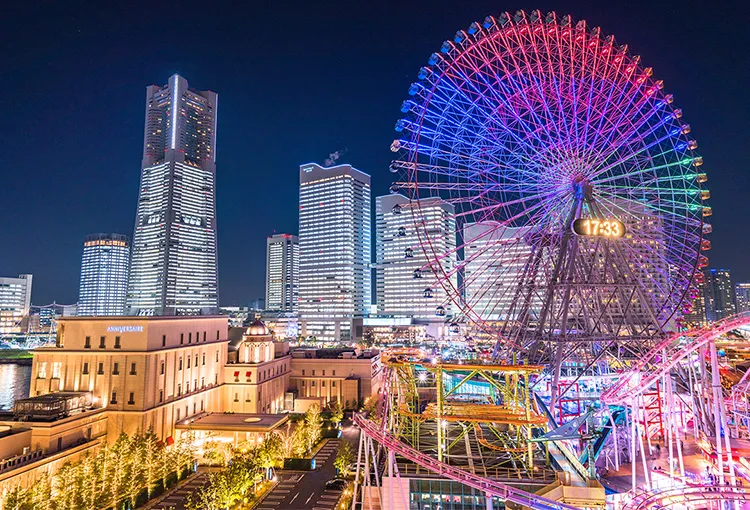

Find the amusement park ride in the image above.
[{"left": 352, "top": 10, "right": 750, "bottom": 510}]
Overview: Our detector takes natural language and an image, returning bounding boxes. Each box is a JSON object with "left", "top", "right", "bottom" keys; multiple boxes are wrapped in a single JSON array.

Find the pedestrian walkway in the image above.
[{"left": 149, "top": 472, "right": 210, "bottom": 510}]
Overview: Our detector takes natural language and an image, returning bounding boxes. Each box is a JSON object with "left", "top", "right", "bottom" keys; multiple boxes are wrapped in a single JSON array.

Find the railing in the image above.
[
  {"left": 623, "top": 484, "right": 750, "bottom": 510},
  {"left": 354, "top": 414, "right": 578, "bottom": 510},
  {"left": 0, "top": 449, "right": 43, "bottom": 473}
]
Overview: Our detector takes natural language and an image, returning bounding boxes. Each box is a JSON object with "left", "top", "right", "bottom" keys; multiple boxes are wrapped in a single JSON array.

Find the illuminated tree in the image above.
[
  {"left": 334, "top": 441, "right": 354, "bottom": 477},
  {"left": 303, "top": 404, "right": 323, "bottom": 454},
  {"left": 329, "top": 400, "right": 344, "bottom": 426}
]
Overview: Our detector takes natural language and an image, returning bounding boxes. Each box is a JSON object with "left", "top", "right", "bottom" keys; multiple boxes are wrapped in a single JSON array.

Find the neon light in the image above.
[{"left": 170, "top": 74, "right": 179, "bottom": 150}]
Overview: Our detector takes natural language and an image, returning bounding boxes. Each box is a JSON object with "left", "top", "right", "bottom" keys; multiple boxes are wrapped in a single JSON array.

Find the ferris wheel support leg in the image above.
[
  {"left": 388, "top": 449, "right": 394, "bottom": 510},
  {"left": 717, "top": 361, "right": 737, "bottom": 487},
  {"left": 485, "top": 492, "right": 493, "bottom": 510},
  {"left": 663, "top": 368, "right": 675, "bottom": 483},
  {"left": 665, "top": 370, "right": 686, "bottom": 477},
  {"left": 710, "top": 341, "right": 726, "bottom": 485},
  {"left": 606, "top": 405, "right": 620, "bottom": 471}
]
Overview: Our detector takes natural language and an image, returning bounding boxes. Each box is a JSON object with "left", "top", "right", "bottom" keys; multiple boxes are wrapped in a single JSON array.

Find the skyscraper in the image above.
[
  {"left": 298, "top": 163, "right": 371, "bottom": 342},
  {"left": 463, "top": 224, "right": 533, "bottom": 321},
  {"left": 0, "top": 274, "right": 32, "bottom": 334},
  {"left": 705, "top": 268, "right": 736, "bottom": 321},
  {"left": 265, "top": 234, "right": 299, "bottom": 312},
  {"left": 77, "top": 234, "right": 130, "bottom": 316},
  {"left": 375, "top": 194, "right": 456, "bottom": 319},
  {"left": 735, "top": 283, "right": 750, "bottom": 314},
  {"left": 127, "top": 75, "right": 219, "bottom": 316}
]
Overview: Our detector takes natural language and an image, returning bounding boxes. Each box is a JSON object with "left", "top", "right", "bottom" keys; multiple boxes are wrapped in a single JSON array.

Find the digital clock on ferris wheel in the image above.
[{"left": 571, "top": 218, "right": 626, "bottom": 238}]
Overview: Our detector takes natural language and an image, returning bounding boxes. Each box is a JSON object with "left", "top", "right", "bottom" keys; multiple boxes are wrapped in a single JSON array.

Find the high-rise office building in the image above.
[
  {"left": 127, "top": 74, "right": 219, "bottom": 316},
  {"left": 375, "top": 194, "right": 456, "bottom": 319},
  {"left": 735, "top": 283, "right": 750, "bottom": 314},
  {"left": 463, "top": 224, "right": 533, "bottom": 321},
  {"left": 298, "top": 163, "right": 371, "bottom": 342},
  {"left": 0, "top": 274, "right": 32, "bottom": 334},
  {"left": 683, "top": 281, "right": 707, "bottom": 327},
  {"left": 705, "top": 268, "right": 736, "bottom": 322},
  {"left": 78, "top": 234, "right": 130, "bottom": 316},
  {"left": 265, "top": 234, "right": 299, "bottom": 312}
]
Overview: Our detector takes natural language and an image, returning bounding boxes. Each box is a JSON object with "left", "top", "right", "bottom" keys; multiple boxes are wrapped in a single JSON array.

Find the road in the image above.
[{"left": 257, "top": 423, "right": 359, "bottom": 510}]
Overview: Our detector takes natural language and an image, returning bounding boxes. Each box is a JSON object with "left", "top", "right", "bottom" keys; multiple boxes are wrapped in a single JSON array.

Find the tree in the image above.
[
  {"left": 303, "top": 404, "right": 323, "bottom": 454},
  {"left": 360, "top": 329, "right": 375, "bottom": 348},
  {"left": 329, "top": 400, "right": 344, "bottom": 427},
  {"left": 334, "top": 441, "right": 355, "bottom": 477}
]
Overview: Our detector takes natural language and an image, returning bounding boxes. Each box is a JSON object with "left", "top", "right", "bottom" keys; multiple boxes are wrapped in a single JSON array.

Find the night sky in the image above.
[{"left": 1, "top": 0, "right": 748, "bottom": 306}]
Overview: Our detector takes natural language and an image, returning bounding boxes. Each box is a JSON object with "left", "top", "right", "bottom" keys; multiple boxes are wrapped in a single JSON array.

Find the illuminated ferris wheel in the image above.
[{"left": 389, "top": 10, "right": 710, "bottom": 373}]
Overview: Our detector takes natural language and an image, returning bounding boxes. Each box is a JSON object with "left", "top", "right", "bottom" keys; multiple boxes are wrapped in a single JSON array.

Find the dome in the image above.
[{"left": 245, "top": 319, "right": 270, "bottom": 337}]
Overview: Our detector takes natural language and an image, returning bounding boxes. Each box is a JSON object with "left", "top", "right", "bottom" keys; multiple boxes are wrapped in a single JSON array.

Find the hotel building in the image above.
[
  {"left": 127, "top": 74, "right": 219, "bottom": 316},
  {"left": 77, "top": 233, "right": 130, "bottom": 316},
  {"left": 298, "top": 163, "right": 371, "bottom": 342},
  {"left": 737, "top": 283, "right": 750, "bottom": 314},
  {"left": 705, "top": 268, "right": 736, "bottom": 321},
  {"left": 265, "top": 234, "right": 299, "bottom": 312},
  {"left": 375, "top": 194, "right": 456, "bottom": 319},
  {"left": 0, "top": 274, "right": 32, "bottom": 334}
]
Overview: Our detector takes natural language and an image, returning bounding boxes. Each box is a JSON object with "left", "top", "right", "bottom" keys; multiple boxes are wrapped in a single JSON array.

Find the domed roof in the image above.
[{"left": 245, "top": 319, "right": 270, "bottom": 337}]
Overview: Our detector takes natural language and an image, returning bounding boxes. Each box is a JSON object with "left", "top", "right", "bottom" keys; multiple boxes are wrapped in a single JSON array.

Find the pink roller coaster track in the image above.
[
  {"left": 353, "top": 414, "right": 578, "bottom": 510},
  {"left": 601, "top": 311, "right": 750, "bottom": 406},
  {"left": 623, "top": 485, "right": 750, "bottom": 509}
]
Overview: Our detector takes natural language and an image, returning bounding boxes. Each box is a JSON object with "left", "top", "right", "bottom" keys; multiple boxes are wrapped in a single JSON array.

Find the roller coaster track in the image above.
[
  {"left": 354, "top": 414, "right": 578, "bottom": 510},
  {"left": 622, "top": 485, "right": 750, "bottom": 509},
  {"left": 601, "top": 311, "right": 750, "bottom": 406}
]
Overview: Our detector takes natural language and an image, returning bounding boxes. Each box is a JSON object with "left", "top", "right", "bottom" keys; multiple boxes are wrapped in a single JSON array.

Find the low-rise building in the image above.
[{"left": 289, "top": 348, "right": 382, "bottom": 410}]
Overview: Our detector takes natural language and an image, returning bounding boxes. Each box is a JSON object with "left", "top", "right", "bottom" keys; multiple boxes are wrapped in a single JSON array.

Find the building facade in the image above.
[
  {"left": 705, "top": 268, "right": 736, "bottom": 322},
  {"left": 265, "top": 234, "right": 299, "bottom": 312},
  {"left": 463, "top": 224, "right": 532, "bottom": 321},
  {"left": 77, "top": 234, "right": 130, "bottom": 316},
  {"left": 0, "top": 274, "right": 32, "bottom": 334},
  {"left": 298, "top": 163, "right": 371, "bottom": 342},
  {"left": 375, "top": 194, "right": 456, "bottom": 319},
  {"left": 33, "top": 316, "right": 228, "bottom": 441},
  {"left": 127, "top": 74, "right": 219, "bottom": 316},
  {"left": 737, "top": 283, "right": 750, "bottom": 314}
]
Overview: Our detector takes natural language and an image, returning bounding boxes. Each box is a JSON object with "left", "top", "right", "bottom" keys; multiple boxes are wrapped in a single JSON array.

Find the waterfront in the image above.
[{"left": 0, "top": 363, "right": 31, "bottom": 410}]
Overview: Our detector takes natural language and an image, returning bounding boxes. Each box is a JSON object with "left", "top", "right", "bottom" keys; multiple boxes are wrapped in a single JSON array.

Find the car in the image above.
[{"left": 325, "top": 478, "right": 347, "bottom": 490}]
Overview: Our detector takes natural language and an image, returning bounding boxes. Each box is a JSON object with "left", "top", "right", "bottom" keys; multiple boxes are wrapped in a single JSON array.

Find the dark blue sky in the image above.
[{"left": 1, "top": 0, "right": 748, "bottom": 306}]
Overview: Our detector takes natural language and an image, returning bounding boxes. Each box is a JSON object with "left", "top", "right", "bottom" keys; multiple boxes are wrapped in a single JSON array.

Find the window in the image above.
[
  {"left": 312, "top": 381, "right": 316, "bottom": 387},
  {"left": 187, "top": 357, "right": 191, "bottom": 369},
  {"left": 180, "top": 333, "right": 184, "bottom": 345},
  {"left": 322, "top": 381, "right": 326, "bottom": 387},
  {"left": 128, "top": 392, "right": 135, "bottom": 405},
  {"left": 188, "top": 333, "right": 192, "bottom": 344},
  {"left": 202, "top": 353, "right": 206, "bottom": 365},
  {"left": 97, "top": 363, "right": 104, "bottom": 375},
  {"left": 216, "top": 330, "right": 220, "bottom": 340},
  {"left": 84, "top": 336, "right": 91, "bottom": 349},
  {"left": 177, "top": 384, "right": 182, "bottom": 397},
  {"left": 312, "top": 370, "right": 316, "bottom": 376},
  {"left": 179, "top": 358, "right": 183, "bottom": 370},
  {"left": 193, "top": 402, "right": 196, "bottom": 414},
  {"left": 176, "top": 408, "right": 180, "bottom": 420},
  {"left": 194, "top": 379, "right": 197, "bottom": 390},
  {"left": 51, "top": 362, "right": 61, "bottom": 379},
  {"left": 82, "top": 362, "right": 89, "bottom": 375},
  {"left": 162, "top": 335, "right": 166, "bottom": 347},
  {"left": 234, "top": 393, "right": 239, "bottom": 402},
  {"left": 195, "top": 355, "right": 198, "bottom": 366},
  {"left": 203, "top": 331, "right": 206, "bottom": 342},
  {"left": 200, "top": 400, "right": 204, "bottom": 411},
  {"left": 302, "top": 380, "right": 306, "bottom": 386},
  {"left": 57, "top": 438, "right": 62, "bottom": 451},
  {"left": 99, "top": 336, "right": 106, "bottom": 349},
  {"left": 234, "top": 371, "right": 240, "bottom": 382},
  {"left": 114, "top": 336, "right": 121, "bottom": 349},
  {"left": 110, "top": 391, "right": 117, "bottom": 404},
  {"left": 130, "top": 362, "right": 136, "bottom": 375},
  {"left": 159, "top": 390, "right": 163, "bottom": 403},
  {"left": 245, "top": 394, "right": 251, "bottom": 402},
  {"left": 186, "top": 381, "right": 190, "bottom": 393},
  {"left": 322, "top": 370, "right": 326, "bottom": 376},
  {"left": 302, "top": 369, "right": 305, "bottom": 376},
  {"left": 113, "top": 362, "right": 119, "bottom": 375},
  {"left": 201, "top": 377, "right": 205, "bottom": 388},
  {"left": 246, "top": 371, "right": 251, "bottom": 382},
  {"left": 160, "top": 361, "right": 165, "bottom": 375},
  {"left": 332, "top": 381, "right": 336, "bottom": 387},
  {"left": 216, "top": 351, "right": 219, "bottom": 362},
  {"left": 332, "top": 370, "right": 336, "bottom": 376},
  {"left": 214, "top": 374, "right": 218, "bottom": 385}
]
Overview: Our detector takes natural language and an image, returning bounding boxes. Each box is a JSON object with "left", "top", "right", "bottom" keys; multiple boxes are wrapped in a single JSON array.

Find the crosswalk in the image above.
[
  {"left": 257, "top": 477, "right": 298, "bottom": 510},
  {"left": 310, "top": 440, "right": 342, "bottom": 509},
  {"left": 150, "top": 472, "right": 209, "bottom": 510}
]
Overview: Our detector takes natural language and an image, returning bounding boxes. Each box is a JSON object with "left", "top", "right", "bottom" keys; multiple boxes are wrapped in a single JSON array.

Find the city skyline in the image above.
[{"left": 1, "top": 0, "right": 749, "bottom": 306}]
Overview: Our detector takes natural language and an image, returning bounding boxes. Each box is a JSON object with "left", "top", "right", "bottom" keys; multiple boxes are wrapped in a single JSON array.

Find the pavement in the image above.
[{"left": 256, "top": 423, "right": 360, "bottom": 510}]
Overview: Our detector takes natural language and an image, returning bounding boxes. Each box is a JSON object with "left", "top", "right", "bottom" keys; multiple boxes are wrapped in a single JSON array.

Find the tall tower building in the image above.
[
  {"left": 736, "top": 283, "right": 750, "bottom": 314},
  {"left": 375, "top": 194, "right": 456, "bottom": 319},
  {"left": 298, "top": 163, "right": 371, "bottom": 342},
  {"left": 127, "top": 74, "right": 219, "bottom": 316},
  {"left": 705, "top": 268, "right": 736, "bottom": 322},
  {"left": 463, "top": 224, "right": 533, "bottom": 321},
  {"left": 0, "top": 274, "right": 32, "bottom": 334},
  {"left": 265, "top": 234, "right": 299, "bottom": 312},
  {"left": 77, "top": 234, "right": 130, "bottom": 316}
]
